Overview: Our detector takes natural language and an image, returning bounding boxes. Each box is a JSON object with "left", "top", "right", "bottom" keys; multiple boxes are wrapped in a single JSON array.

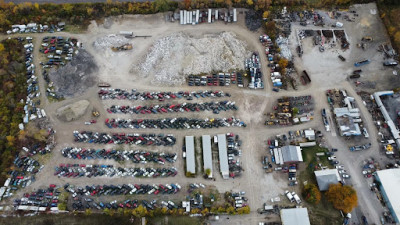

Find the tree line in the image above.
[{"left": 0, "top": 39, "right": 27, "bottom": 183}]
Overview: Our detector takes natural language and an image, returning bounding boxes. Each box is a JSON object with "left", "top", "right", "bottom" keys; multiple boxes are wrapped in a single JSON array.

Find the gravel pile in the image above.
[
  {"left": 93, "top": 35, "right": 131, "bottom": 50},
  {"left": 133, "top": 32, "right": 250, "bottom": 86},
  {"left": 49, "top": 49, "right": 97, "bottom": 97}
]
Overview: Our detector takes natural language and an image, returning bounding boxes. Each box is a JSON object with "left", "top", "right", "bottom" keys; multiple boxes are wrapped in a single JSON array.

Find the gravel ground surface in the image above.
[{"left": 0, "top": 4, "right": 398, "bottom": 225}]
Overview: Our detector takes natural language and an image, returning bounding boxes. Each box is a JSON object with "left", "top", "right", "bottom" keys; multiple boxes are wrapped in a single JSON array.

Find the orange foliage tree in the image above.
[
  {"left": 326, "top": 183, "right": 358, "bottom": 213},
  {"left": 302, "top": 183, "right": 321, "bottom": 204}
]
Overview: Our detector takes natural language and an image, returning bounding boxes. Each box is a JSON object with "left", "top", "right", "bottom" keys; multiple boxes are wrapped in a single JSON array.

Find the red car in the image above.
[{"left": 49, "top": 184, "right": 56, "bottom": 188}]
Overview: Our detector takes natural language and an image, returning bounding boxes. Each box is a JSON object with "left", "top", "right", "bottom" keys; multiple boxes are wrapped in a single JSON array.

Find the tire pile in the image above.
[
  {"left": 245, "top": 10, "right": 262, "bottom": 31},
  {"left": 107, "top": 101, "right": 238, "bottom": 115},
  {"left": 98, "top": 89, "right": 230, "bottom": 101},
  {"left": 61, "top": 147, "right": 177, "bottom": 164},
  {"left": 105, "top": 117, "right": 247, "bottom": 129},
  {"left": 73, "top": 131, "right": 176, "bottom": 146},
  {"left": 54, "top": 164, "right": 178, "bottom": 178}
]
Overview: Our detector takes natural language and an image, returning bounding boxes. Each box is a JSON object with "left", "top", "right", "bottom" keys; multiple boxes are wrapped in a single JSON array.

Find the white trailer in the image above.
[
  {"left": 183, "top": 10, "right": 187, "bottom": 25},
  {"left": 273, "top": 148, "right": 280, "bottom": 165},
  {"left": 208, "top": 9, "right": 212, "bottom": 23},
  {"left": 233, "top": 8, "right": 237, "bottom": 22},
  {"left": 119, "top": 31, "right": 133, "bottom": 37},
  {"left": 180, "top": 10, "right": 184, "bottom": 25},
  {"left": 189, "top": 11, "right": 192, "bottom": 24},
  {"left": 196, "top": 10, "right": 200, "bottom": 24},
  {"left": 215, "top": 10, "right": 218, "bottom": 21},
  {"left": 187, "top": 11, "right": 190, "bottom": 24}
]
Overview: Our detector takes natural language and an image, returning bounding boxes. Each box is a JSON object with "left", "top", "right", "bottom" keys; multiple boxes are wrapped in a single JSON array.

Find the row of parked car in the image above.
[
  {"left": 72, "top": 197, "right": 178, "bottom": 211},
  {"left": 65, "top": 183, "right": 181, "bottom": 197},
  {"left": 54, "top": 164, "right": 178, "bottom": 178},
  {"left": 107, "top": 101, "right": 238, "bottom": 115},
  {"left": 2, "top": 155, "right": 44, "bottom": 199},
  {"left": 226, "top": 134, "right": 243, "bottom": 178},
  {"left": 15, "top": 185, "right": 61, "bottom": 208},
  {"left": 73, "top": 131, "right": 176, "bottom": 146},
  {"left": 187, "top": 72, "right": 244, "bottom": 87},
  {"left": 105, "top": 117, "right": 247, "bottom": 130},
  {"left": 98, "top": 89, "right": 230, "bottom": 101},
  {"left": 21, "top": 38, "right": 46, "bottom": 124},
  {"left": 61, "top": 147, "right": 177, "bottom": 164}
]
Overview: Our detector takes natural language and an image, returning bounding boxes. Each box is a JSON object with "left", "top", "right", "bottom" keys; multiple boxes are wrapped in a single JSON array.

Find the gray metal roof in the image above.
[
  {"left": 281, "top": 145, "right": 303, "bottom": 163},
  {"left": 217, "top": 134, "right": 229, "bottom": 179},
  {"left": 281, "top": 208, "right": 310, "bottom": 225},
  {"left": 202, "top": 135, "right": 213, "bottom": 177},
  {"left": 376, "top": 169, "right": 400, "bottom": 222},
  {"left": 314, "top": 169, "right": 341, "bottom": 191},
  {"left": 185, "top": 136, "right": 195, "bottom": 174}
]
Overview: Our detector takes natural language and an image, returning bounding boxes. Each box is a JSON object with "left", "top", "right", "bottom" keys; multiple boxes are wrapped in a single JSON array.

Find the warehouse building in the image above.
[
  {"left": 281, "top": 208, "right": 311, "bottom": 225},
  {"left": 281, "top": 145, "right": 303, "bottom": 163},
  {"left": 217, "top": 134, "right": 229, "bottom": 179},
  {"left": 185, "top": 136, "right": 196, "bottom": 174},
  {"left": 202, "top": 135, "right": 213, "bottom": 178},
  {"left": 314, "top": 169, "right": 341, "bottom": 191},
  {"left": 375, "top": 169, "right": 400, "bottom": 223}
]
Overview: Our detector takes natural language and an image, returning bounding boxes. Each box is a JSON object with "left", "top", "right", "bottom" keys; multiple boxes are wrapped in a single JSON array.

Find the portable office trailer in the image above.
[
  {"left": 180, "top": 10, "right": 184, "bottom": 25},
  {"left": 196, "top": 10, "right": 200, "bottom": 24},
  {"left": 273, "top": 148, "right": 280, "bottom": 165},
  {"left": 215, "top": 10, "right": 219, "bottom": 21},
  {"left": 183, "top": 10, "right": 187, "bottom": 25},
  {"left": 233, "top": 8, "right": 237, "bottom": 22},
  {"left": 189, "top": 11, "right": 192, "bottom": 24},
  {"left": 208, "top": 9, "right": 212, "bottom": 23}
]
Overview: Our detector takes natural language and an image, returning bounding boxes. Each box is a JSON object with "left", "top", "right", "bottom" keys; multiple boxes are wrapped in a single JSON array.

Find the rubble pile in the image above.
[{"left": 133, "top": 32, "right": 249, "bottom": 86}]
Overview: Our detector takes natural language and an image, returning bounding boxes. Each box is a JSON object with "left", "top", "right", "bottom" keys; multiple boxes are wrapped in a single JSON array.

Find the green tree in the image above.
[
  {"left": 155, "top": 0, "right": 170, "bottom": 12},
  {"left": 85, "top": 209, "right": 92, "bottom": 215},
  {"left": 246, "top": 0, "right": 253, "bottom": 6},
  {"left": 205, "top": 168, "right": 211, "bottom": 177}
]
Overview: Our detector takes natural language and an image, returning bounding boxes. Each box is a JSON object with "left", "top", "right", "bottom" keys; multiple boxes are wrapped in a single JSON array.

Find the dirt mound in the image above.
[
  {"left": 56, "top": 100, "right": 90, "bottom": 122},
  {"left": 49, "top": 49, "right": 97, "bottom": 97},
  {"left": 132, "top": 32, "right": 250, "bottom": 86}
]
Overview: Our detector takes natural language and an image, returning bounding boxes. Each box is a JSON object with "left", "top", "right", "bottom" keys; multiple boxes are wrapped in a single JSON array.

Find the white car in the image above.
[
  {"left": 342, "top": 174, "right": 351, "bottom": 179},
  {"left": 335, "top": 165, "right": 345, "bottom": 169},
  {"left": 328, "top": 156, "right": 337, "bottom": 161}
]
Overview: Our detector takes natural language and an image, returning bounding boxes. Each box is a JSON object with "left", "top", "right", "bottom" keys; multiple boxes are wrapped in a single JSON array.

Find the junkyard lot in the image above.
[{"left": 1, "top": 3, "right": 395, "bottom": 224}]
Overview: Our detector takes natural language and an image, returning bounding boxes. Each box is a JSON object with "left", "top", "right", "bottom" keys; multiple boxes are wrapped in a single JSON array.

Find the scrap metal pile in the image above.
[
  {"left": 54, "top": 164, "right": 178, "bottom": 178},
  {"left": 133, "top": 32, "right": 249, "bottom": 85},
  {"left": 104, "top": 117, "right": 247, "bottom": 129},
  {"left": 73, "top": 131, "right": 176, "bottom": 146},
  {"left": 107, "top": 101, "right": 237, "bottom": 115},
  {"left": 98, "top": 89, "right": 230, "bottom": 101},
  {"left": 61, "top": 147, "right": 177, "bottom": 164}
]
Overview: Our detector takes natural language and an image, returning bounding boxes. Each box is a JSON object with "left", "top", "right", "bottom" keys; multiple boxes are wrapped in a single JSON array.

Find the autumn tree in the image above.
[
  {"left": 246, "top": 0, "right": 253, "bottom": 6},
  {"left": 394, "top": 31, "right": 400, "bottom": 44},
  {"left": 302, "top": 183, "right": 321, "bottom": 204},
  {"left": 326, "top": 184, "right": 358, "bottom": 213}
]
